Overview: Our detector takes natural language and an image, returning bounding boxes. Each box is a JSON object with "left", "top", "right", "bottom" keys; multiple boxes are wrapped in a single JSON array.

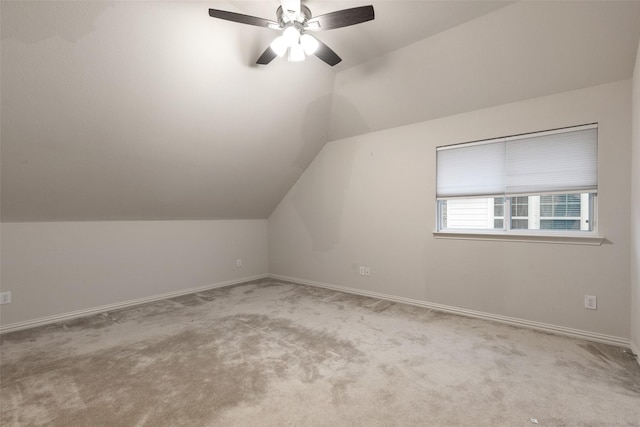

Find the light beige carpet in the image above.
[{"left": 1, "top": 280, "right": 639, "bottom": 426}]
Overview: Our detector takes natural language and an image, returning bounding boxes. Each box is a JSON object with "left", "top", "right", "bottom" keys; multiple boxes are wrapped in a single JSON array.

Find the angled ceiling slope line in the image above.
[
  {"left": 1, "top": 1, "right": 639, "bottom": 222},
  {"left": 329, "top": 1, "right": 640, "bottom": 141}
]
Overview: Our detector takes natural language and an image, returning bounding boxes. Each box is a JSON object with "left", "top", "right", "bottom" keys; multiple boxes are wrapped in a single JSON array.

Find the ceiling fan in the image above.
[{"left": 208, "top": 0, "right": 375, "bottom": 66}]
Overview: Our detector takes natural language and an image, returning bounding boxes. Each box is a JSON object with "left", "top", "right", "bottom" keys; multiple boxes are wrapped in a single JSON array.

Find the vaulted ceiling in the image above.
[{"left": 2, "top": 1, "right": 639, "bottom": 222}]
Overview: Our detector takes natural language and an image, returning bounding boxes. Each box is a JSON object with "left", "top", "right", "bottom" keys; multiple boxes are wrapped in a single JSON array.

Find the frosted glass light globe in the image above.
[
  {"left": 289, "top": 43, "right": 305, "bottom": 62},
  {"left": 300, "top": 34, "right": 319, "bottom": 55},
  {"left": 270, "top": 36, "right": 287, "bottom": 57},
  {"left": 283, "top": 26, "right": 300, "bottom": 47}
]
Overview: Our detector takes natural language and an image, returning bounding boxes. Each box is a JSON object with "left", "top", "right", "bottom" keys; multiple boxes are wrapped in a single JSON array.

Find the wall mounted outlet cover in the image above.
[{"left": 0, "top": 291, "right": 11, "bottom": 305}]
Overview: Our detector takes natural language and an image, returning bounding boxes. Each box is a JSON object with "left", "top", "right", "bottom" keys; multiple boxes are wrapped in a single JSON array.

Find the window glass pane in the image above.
[
  {"left": 540, "top": 220, "right": 580, "bottom": 230},
  {"left": 511, "top": 196, "right": 528, "bottom": 217},
  {"left": 539, "top": 192, "right": 591, "bottom": 231},
  {"left": 554, "top": 203, "right": 567, "bottom": 216},
  {"left": 439, "top": 193, "right": 593, "bottom": 232},
  {"left": 518, "top": 205, "right": 528, "bottom": 216},
  {"left": 494, "top": 197, "right": 504, "bottom": 217},
  {"left": 439, "top": 198, "right": 502, "bottom": 230},
  {"left": 512, "top": 218, "right": 529, "bottom": 229},
  {"left": 566, "top": 203, "right": 580, "bottom": 216}
]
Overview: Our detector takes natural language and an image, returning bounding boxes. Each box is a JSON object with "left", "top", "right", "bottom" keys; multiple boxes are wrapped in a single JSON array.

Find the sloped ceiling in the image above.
[
  {"left": 330, "top": 1, "right": 640, "bottom": 140},
  {"left": 1, "top": 1, "right": 639, "bottom": 222}
]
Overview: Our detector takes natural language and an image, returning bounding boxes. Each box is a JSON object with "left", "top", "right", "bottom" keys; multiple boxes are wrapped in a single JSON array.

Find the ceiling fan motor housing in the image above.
[{"left": 276, "top": 5, "right": 312, "bottom": 27}]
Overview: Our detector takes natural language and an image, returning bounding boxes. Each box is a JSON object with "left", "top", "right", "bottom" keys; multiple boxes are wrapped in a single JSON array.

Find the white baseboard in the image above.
[
  {"left": 0, "top": 274, "right": 269, "bottom": 334},
  {"left": 3, "top": 273, "right": 633, "bottom": 351},
  {"left": 270, "top": 274, "right": 631, "bottom": 349}
]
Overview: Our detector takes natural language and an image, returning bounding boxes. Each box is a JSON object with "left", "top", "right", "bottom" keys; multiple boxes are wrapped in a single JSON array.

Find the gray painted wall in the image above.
[
  {"left": 1, "top": 220, "right": 268, "bottom": 326},
  {"left": 632, "top": 42, "right": 640, "bottom": 354},
  {"left": 269, "top": 80, "right": 632, "bottom": 340}
]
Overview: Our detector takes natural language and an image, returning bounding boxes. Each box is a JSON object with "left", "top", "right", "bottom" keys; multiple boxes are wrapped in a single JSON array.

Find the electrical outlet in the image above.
[
  {"left": 359, "top": 266, "right": 365, "bottom": 275},
  {"left": 585, "top": 295, "right": 597, "bottom": 310},
  {"left": 0, "top": 291, "right": 11, "bottom": 305},
  {"left": 364, "top": 267, "right": 370, "bottom": 276},
  {"left": 236, "top": 259, "right": 242, "bottom": 268}
]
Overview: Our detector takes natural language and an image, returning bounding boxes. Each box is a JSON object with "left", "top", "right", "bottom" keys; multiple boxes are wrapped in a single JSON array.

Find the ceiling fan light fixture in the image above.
[
  {"left": 300, "top": 34, "right": 319, "bottom": 55},
  {"left": 270, "top": 36, "right": 287, "bottom": 57},
  {"left": 209, "top": 2, "right": 375, "bottom": 66},
  {"left": 289, "top": 43, "right": 305, "bottom": 62},
  {"left": 282, "top": 26, "right": 300, "bottom": 47}
]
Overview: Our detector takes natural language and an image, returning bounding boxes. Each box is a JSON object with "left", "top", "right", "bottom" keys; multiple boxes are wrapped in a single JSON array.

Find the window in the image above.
[{"left": 436, "top": 124, "right": 597, "bottom": 235}]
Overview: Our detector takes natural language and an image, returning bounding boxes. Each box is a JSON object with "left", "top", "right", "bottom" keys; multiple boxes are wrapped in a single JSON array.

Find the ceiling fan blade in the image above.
[
  {"left": 256, "top": 46, "right": 278, "bottom": 65},
  {"left": 306, "top": 5, "right": 374, "bottom": 31},
  {"left": 314, "top": 39, "right": 342, "bottom": 66},
  {"left": 209, "top": 9, "right": 278, "bottom": 29}
]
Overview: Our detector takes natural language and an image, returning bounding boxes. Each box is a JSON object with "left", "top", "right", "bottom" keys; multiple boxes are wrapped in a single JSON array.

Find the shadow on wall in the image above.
[
  {"left": 291, "top": 138, "right": 358, "bottom": 252},
  {"left": 295, "top": 94, "right": 333, "bottom": 171},
  {"left": 289, "top": 91, "right": 376, "bottom": 252},
  {"left": 328, "top": 94, "right": 371, "bottom": 141},
  {"left": 1, "top": 1, "right": 113, "bottom": 43}
]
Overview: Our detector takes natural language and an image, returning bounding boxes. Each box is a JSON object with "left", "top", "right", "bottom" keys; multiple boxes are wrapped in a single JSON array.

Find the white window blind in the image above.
[
  {"left": 436, "top": 124, "right": 597, "bottom": 199},
  {"left": 436, "top": 140, "right": 505, "bottom": 198},
  {"left": 505, "top": 127, "right": 597, "bottom": 194}
]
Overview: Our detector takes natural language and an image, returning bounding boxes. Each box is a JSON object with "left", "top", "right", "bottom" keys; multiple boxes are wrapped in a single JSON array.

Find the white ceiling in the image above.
[
  {"left": 2, "top": 1, "right": 639, "bottom": 221},
  {"left": 220, "top": 1, "right": 514, "bottom": 70}
]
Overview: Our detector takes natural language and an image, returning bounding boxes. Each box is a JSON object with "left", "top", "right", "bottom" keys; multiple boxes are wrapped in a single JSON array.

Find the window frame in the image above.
[
  {"left": 435, "top": 194, "right": 597, "bottom": 236},
  {"left": 434, "top": 124, "right": 603, "bottom": 245}
]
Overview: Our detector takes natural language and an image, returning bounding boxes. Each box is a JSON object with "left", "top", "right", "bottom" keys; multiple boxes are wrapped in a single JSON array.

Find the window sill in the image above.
[{"left": 432, "top": 231, "right": 605, "bottom": 246}]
